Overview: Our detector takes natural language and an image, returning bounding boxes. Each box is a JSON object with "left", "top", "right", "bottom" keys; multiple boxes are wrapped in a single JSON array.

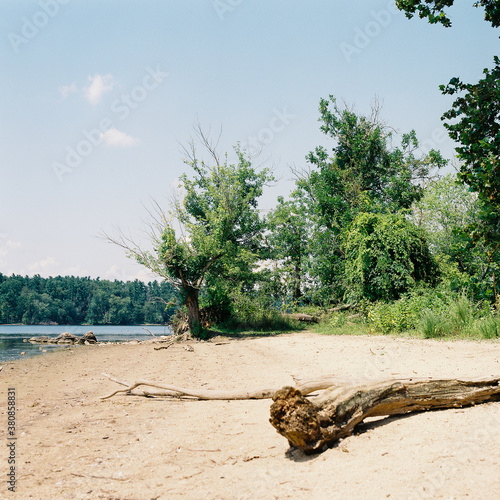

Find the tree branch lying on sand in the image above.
[
  {"left": 101, "top": 373, "right": 500, "bottom": 455},
  {"left": 270, "top": 377, "right": 500, "bottom": 453},
  {"left": 100, "top": 374, "right": 357, "bottom": 400}
]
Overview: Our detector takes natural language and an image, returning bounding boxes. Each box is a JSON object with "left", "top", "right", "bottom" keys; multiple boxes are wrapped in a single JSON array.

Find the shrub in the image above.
[
  {"left": 368, "top": 287, "right": 450, "bottom": 334},
  {"left": 216, "top": 287, "right": 302, "bottom": 332},
  {"left": 344, "top": 212, "right": 438, "bottom": 302},
  {"left": 419, "top": 309, "right": 448, "bottom": 338}
]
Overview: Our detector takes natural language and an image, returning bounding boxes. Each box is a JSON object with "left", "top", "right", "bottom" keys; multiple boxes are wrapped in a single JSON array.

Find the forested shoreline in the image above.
[{"left": 0, "top": 274, "right": 178, "bottom": 325}]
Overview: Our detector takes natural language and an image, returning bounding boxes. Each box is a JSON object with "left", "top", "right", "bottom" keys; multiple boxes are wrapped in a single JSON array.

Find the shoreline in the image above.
[
  {"left": 0, "top": 324, "right": 174, "bottom": 364},
  {"left": 1, "top": 331, "right": 499, "bottom": 499}
]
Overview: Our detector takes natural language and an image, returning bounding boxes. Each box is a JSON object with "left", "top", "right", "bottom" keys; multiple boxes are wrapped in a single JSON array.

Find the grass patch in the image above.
[
  {"left": 215, "top": 312, "right": 305, "bottom": 335},
  {"left": 419, "top": 309, "right": 447, "bottom": 338},
  {"left": 472, "top": 316, "right": 500, "bottom": 339},
  {"left": 310, "top": 308, "right": 375, "bottom": 336},
  {"left": 308, "top": 290, "right": 500, "bottom": 341}
]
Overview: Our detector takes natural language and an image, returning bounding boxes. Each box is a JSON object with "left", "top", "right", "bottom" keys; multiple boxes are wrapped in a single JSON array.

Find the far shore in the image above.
[{"left": 1, "top": 331, "right": 499, "bottom": 499}]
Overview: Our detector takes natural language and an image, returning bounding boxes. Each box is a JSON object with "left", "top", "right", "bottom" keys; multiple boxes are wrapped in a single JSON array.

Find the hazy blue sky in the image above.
[{"left": 1, "top": 0, "right": 498, "bottom": 281}]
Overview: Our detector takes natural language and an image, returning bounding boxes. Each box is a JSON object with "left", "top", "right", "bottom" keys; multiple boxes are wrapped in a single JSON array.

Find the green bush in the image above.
[
  {"left": 344, "top": 212, "right": 438, "bottom": 302},
  {"left": 368, "top": 286, "right": 500, "bottom": 339},
  {"left": 217, "top": 287, "right": 302, "bottom": 332},
  {"left": 368, "top": 287, "right": 451, "bottom": 334},
  {"left": 419, "top": 309, "right": 448, "bottom": 338}
]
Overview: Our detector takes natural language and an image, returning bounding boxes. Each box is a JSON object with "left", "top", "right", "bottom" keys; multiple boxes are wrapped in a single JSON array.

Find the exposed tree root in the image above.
[
  {"left": 270, "top": 377, "right": 500, "bottom": 453},
  {"left": 101, "top": 373, "right": 500, "bottom": 455}
]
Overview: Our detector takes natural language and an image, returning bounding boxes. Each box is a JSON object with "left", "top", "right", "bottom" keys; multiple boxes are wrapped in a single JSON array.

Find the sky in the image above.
[{"left": 0, "top": 0, "right": 498, "bottom": 282}]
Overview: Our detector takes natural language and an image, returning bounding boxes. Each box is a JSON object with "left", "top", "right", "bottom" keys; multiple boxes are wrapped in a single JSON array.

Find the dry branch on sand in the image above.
[
  {"left": 100, "top": 374, "right": 350, "bottom": 400},
  {"left": 100, "top": 373, "right": 500, "bottom": 454},
  {"left": 270, "top": 377, "right": 500, "bottom": 453}
]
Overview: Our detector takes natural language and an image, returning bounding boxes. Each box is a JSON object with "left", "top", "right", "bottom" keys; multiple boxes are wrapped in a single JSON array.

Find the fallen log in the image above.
[
  {"left": 269, "top": 377, "right": 500, "bottom": 454},
  {"left": 284, "top": 313, "right": 319, "bottom": 323}
]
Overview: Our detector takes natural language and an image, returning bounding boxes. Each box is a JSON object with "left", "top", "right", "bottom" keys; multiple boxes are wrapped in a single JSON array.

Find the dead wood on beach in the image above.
[
  {"left": 100, "top": 372, "right": 500, "bottom": 454},
  {"left": 270, "top": 377, "right": 500, "bottom": 453},
  {"left": 100, "top": 374, "right": 352, "bottom": 400}
]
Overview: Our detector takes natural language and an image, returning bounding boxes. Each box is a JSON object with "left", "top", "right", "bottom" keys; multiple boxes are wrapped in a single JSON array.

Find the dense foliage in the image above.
[
  {"left": 440, "top": 58, "right": 500, "bottom": 257},
  {"left": 343, "top": 212, "right": 438, "bottom": 302},
  {"left": 287, "top": 96, "right": 446, "bottom": 305},
  {"left": 0, "top": 273, "right": 177, "bottom": 325},
  {"left": 110, "top": 134, "right": 274, "bottom": 337},
  {"left": 396, "top": 0, "right": 500, "bottom": 310}
]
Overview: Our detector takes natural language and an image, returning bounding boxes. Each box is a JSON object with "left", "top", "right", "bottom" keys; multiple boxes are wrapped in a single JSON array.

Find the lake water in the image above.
[{"left": 0, "top": 325, "right": 173, "bottom": 364}]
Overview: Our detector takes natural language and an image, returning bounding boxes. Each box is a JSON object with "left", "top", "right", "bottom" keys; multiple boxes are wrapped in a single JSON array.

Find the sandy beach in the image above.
[{"left": 1, "top": 331, "right": 500, "bottom": 499}]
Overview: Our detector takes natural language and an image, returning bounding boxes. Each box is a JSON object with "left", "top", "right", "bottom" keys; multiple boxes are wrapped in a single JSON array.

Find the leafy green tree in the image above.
[
  {"left": 397, "top": 0, "right": 500, "bottom": 305},
  {"left": 297, "top": 96, "right": 445, "bottom": 302},
  {"left": 108, "top": 131, "right": 273, "bottom": 337},
  {"left": 266, "top": 193, "right": 310, "bottom": 303},
  {"left": 107, "top": 295, "right": 133, "bottom": 325},
  {"left": 85, "top": 289, "right": 110, "bottom": 324},
  {"left": 411, "top": 173, "right": 500, "bottom": 297},
  {"left": 344, "top": 212, "right": 438, "bottom": 302},
  {"left": 412, "top": 174, "right": 478, "bottom": 255},
  {"left": 440, "top": 59, "right": 500, "bottom": 249},
  {"left": 303, "top": 97, "right": 445, "bottom": 231},
  {"left": 395, "top": 1, "right": 500, "bottom": 28}
]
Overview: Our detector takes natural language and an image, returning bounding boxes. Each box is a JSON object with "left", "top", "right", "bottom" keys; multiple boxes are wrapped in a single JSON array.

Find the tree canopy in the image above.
[
  {"left": 109, "top": 130, "right": 273, "bottom": 337},
  {"left": 0, "top": 274, "right": 177, "bottom": 325},
  {"left": 395, "top": 0, "right": 500, "bottom": 28},
  {"left": 344, "top": 212, "right": 438, "bottom": 302},
  {"left": 292, "top": 97, "right": 445, "bottom": 303}
]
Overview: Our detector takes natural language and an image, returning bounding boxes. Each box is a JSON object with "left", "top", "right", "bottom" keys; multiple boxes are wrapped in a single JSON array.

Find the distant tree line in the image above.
[{"left": 0, "top": 274, "right": 178, "bottom": 325}]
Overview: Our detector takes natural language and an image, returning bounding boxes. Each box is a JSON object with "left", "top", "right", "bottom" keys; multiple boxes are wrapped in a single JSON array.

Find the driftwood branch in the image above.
[
  {"left": 100, "top": 374, "right": 353, "bottom": 401},
  {"left": 270, "top": 377, "right": 500, "bottom": 453},
  {"left": 284, "top": 313, "right": 319, "bottom": 323},
  {"left": 142, "top": 327, "right": 156, "bottom": 337},
  {"left": 101, "top": 373, "right": 500, "bottom": 455}
]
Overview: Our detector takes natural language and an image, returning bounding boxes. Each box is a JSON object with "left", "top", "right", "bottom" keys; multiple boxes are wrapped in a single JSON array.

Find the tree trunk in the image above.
[
  {"left": 493, "top": 270, "right": 498, "bottom": 313},
  {"left": 293, "top": 259, "right": 302, "bottom": 302},
  {"left": 270, "top": 377, "right": 500, "bottom": 454},
  {"left": 185, "top": 286, "right": 202, "bottom": 338}
]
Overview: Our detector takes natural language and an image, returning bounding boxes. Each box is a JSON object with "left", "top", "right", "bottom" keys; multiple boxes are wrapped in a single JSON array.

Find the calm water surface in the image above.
[{"left": 0, "top": 325, "right": 173, "bottom": 363}]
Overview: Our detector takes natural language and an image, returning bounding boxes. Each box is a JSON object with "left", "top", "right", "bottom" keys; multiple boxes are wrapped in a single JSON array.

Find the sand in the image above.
[{"left": 1, "top": 331, "right": 500, "bottom": 499}]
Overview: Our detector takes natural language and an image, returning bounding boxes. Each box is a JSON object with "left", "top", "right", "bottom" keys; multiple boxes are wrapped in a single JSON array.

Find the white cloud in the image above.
[
  {"left": 0, "top": 239, "right": 22, "bottom": 259},
  {"left": 6, "top": 239, "right": 22, "bottom": 249},
  {"left": 104, "top": 265, "right": 156, "bottom": 283},
  {"left": 64, "top": 265, "right": 89, "bottom": 277},
  {"left": 84, "top": 73, "right": 114, "bottom": 105},
  {"left": 101, "top": 128, "right": 139, "bottom": 147},
  {"left": 28, "top": 257, "right": 57, "bottom": 275},
  {"left": 59, "top": 82, "right": 78, "bottom": 99}
]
